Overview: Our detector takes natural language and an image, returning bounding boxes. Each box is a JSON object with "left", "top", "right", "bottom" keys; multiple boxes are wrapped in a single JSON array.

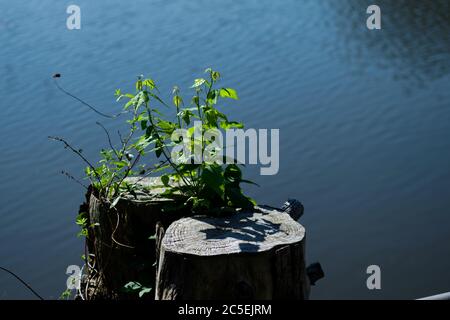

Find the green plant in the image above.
[
  {"left": 60, "top": 288, "right": 72, "bottom": 300},
  {"left": 54, "top": 68, "right": 256, "bottom": 215},
  {"left": 123, "top": 281, "right": 152, "bottom": 298},
  {"left": 126, "top": 68, "right": 257, "bottom": 213},
  {"left": 52, "top": 68, "right": 257, "bottom": 299}
]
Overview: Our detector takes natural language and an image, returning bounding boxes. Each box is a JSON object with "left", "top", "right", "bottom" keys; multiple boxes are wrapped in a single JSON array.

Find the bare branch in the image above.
[
  {"left": 48, "top": 136, "right": 101, "bottom": 183},
  {"left": 61, "top": 170, "right": 88, "bottom": 190},
  {"left": 53, "top": 76, "right": 126, "bottom": 119},
  {"left": 96, "top": 122, "right": 120, "bottom": 159}
]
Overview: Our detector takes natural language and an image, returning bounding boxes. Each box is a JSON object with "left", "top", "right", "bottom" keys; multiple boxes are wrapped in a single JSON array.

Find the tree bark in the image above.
[{"left": 86, "top": 177, "right": 186, "bottom": 299}]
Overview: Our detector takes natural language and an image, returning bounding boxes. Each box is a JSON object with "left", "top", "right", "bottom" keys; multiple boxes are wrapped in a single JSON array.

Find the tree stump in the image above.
[
  {"left": 155, "top": 207, "right": 309, "bottom": 300},
  {"left": 86, "top": 177, "right": 188, "bottom": 299}
]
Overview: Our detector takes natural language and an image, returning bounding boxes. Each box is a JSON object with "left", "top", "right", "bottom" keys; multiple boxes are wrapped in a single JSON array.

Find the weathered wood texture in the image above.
[
  {"left": 87, "top": 177, "right": 187, "bottom": 299},
  {"left": 156, "top": 208, "right": 309, "bottom": 300}
]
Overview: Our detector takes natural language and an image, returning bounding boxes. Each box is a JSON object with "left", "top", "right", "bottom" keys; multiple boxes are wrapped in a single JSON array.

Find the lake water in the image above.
[{"left": 0, "top": 0, "right": 449, "bottom": 299}]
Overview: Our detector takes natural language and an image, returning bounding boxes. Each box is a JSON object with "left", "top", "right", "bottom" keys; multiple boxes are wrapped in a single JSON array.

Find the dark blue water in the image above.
[{"left": 0, "top": 0, "right": 449, "bottom": 299}]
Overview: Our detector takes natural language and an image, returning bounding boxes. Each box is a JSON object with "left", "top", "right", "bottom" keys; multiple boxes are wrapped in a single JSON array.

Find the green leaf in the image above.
[
  {"left": 124, "top": 98, "right": 135, "bottom": 109},
  {"left": 60, "top": 289, "right": 72, "bottom": 300},
  {"left": 155, "top": 140, "right": 163, "bottom": 158},
  {"left": 173, "top": 95, "right": 183, "bottom": 108},
  {"left": 139, "top": 287, "right": 152, "bottom": 298},
  {"left": 212, "top": 71, "right": 220, "bottom": 82},
  {"left": 201, "top": 166, "right": 225, "bottom": 199},
  {"left": 205, "top": 109, "right": 218, "bottom": 126},
  {"left": 77, "top": 229, "right": 88, "bottom": 238},
  {"left": 152, "top": 163, "right": 171, "bottom": 173},
  {"left": 224, "top": 164, "right": 242, "bottom": 183},
  {"left": 136, "top": 135, "right": 154, "bottom": 150},
  {"left": 116, "top": 93, "right": 135, "bottom": 102},
  {"left": 225, "top": 185, "right": 255, "bottom": 209},
  {"left": 75, "top": 215, "right": 88, "bottom": 227},
  {"left": 145, "top": 126, "right": 154, "bottom": 138},
  {"left": 143, "top": 79, "right": 155, "bottom": 89},
  {"left": 136, "top": 91, "right": 149, "bottom": 108},
  {"left": 112, "top": 160, "right": 128, "bottom": 169},
  {"left": 219, "top": 88, "right": 239, "bottom": 100},
  {"left": 191, "top": 78, "right": 206, "bottom": 88},
  {"left": 206, "top": 90, "right": 219, "bottom": 105},
  {"left": 157, "top": 120, "right": 176, "bottom": 134},
  {"left": 124, "top": 281, "right": 142, "bottom": 292},
  {"left": 161, "top": 174, "right": 170, "bottom": 187},
  {"left": 123, "top": 281, "right": 153, "bottom": 298},
  {"left": 179, "top": 109, "right": 194, "bottom": 125},
  {"left": 192, "top": 95, "right": 200, "bottom": 106},
  {"left": 136, "top": 79, "right": 143, "bottom": 91},
  {"left": 220, "top": 121, "right": 244, "bottom": 129},
  {"left": 205, "top": 68, "right": 220, "bottom": 82}
]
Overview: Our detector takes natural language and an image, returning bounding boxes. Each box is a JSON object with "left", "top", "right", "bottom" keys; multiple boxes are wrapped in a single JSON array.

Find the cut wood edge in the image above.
[{"left": 161, "top": 208, "right": 305, "bottom": 256}]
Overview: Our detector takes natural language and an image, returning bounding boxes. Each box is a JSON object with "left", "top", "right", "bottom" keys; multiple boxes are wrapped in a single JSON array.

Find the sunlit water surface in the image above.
[{"left": 0, "top": 0, "right": 449, "bottom": 299}]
